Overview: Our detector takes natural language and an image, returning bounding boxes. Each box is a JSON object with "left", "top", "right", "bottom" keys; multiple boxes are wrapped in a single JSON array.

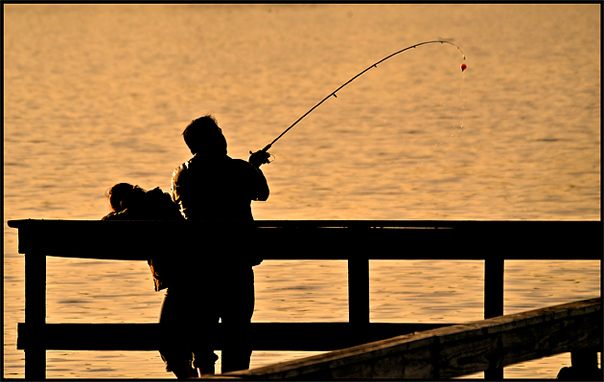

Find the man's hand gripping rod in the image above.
[{"left": 248, "top": 143, "right": 273, "bottom": 167}]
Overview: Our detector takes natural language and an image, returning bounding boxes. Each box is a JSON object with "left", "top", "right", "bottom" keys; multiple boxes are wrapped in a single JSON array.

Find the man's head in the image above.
[{"left": 182, "top": 115, "right": 227, "bottom": 155}]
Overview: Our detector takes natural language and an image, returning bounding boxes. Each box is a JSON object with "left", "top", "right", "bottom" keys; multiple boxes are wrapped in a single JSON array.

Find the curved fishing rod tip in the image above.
[{"left": 265, "top": 40, "right": 468, "bottom": 149}]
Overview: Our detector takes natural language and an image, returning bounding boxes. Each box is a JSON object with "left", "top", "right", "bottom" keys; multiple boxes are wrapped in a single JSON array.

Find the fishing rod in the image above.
[{"left": 251, "top": 40, "right": 466, "bottom": 164}]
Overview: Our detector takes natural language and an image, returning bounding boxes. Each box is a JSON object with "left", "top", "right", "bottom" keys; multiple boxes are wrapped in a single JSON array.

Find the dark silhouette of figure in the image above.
[
  {"left": 102, "top": 183, "right": 184, "bottom": 291},
  {"left": 171, "top": 115, "right": 270, "bottom": 221},
  {"left": 557, "top": 351, "right": 602, "bottom": 380},
  {"left": 159, "top": 115, "right": 270, "bottom": 378}
]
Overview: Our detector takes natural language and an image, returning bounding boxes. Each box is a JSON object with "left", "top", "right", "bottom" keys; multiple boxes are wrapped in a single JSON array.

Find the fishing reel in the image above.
[{"left": 249, "top": 149, "right": 274, "bottom": 167}]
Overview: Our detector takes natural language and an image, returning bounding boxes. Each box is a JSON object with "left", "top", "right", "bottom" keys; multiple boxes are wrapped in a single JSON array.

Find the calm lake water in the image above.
[{"left": 4, "top": 4, "right": 601, "bottom": 379}]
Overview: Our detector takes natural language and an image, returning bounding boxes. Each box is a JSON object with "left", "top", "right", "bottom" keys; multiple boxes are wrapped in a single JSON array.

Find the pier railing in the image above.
[
  {"left": 223, "top": 298, "right": 601, "bottom": 380},
  {"left": 7, "top": 219, "right": 602, "bottom": 380}
]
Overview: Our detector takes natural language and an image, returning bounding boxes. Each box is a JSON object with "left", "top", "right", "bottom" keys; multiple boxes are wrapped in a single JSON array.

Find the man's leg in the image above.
[
  {"left": 190, "top": 285, "right": 221, "bottom": 376},
  {"left": 220, "top": 267, "right": 255, "bottom": 374}
]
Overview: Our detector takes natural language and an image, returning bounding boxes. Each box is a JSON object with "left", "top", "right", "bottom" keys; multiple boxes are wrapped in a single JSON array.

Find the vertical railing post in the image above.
[
  {"left": 348, "top": 255, "right": 370, "bottom": 325},
  {"left": 484, "top": 256, "right": 504, "bottom": 380},
  {"left": 568, "top": 348, "right": 602, "bottom": 380},
  {"left": 484, "top": 257, "right": 504, "bottom": 319},
  {"left": 24, "top": 251, "right": 46, "bottom": 380}
]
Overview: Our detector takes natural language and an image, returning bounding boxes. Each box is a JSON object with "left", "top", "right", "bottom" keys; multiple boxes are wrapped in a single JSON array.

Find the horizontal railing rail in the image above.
[
  {"left": 8, "top": 219, "right": 602, "bottom": 260},
  {"left": 16, "top": 322, "right": 450, "bottom": 352}
]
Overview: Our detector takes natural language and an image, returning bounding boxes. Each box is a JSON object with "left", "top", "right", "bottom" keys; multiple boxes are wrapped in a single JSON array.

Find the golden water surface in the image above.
[{"left": 4, "top": 4, "right": 601, "bottom": 379}]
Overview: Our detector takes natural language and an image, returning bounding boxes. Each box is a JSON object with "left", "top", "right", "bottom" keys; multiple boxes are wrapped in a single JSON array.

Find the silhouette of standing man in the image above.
[{"left": 160, "top": 115, "right": 270, "bottom": 378}]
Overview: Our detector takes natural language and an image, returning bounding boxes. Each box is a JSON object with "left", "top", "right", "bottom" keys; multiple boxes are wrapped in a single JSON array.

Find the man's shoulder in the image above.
[
  {"left": 172, "top": 155, "right": 254, "bottom": 177},
  {"left": 228, "top": 158, "right": 262, "bottom": 176},
  {"left": 172, "top": 158, "right": 194, "bottom": 177},
  {"left": 229, "top": 157, "right": 252, "bottom": 167}
]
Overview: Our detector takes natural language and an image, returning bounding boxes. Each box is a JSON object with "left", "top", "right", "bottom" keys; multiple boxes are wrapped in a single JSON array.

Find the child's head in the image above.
[{"left": 105, "top": 183, "right": 146, "bottom": 212}]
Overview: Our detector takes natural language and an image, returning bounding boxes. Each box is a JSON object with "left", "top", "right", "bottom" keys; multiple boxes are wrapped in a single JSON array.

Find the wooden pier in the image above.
[
  {"left": 222, "top": 298, "right": 602, "bottom": 380},
  {"left": 7, "top": 219, "right": 602, "bottom": 379}
]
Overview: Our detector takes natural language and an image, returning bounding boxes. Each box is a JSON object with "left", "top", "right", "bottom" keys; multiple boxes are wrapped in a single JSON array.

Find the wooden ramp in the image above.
[{"left": 218, "top": 298, "right": 602, "bottom": 380}]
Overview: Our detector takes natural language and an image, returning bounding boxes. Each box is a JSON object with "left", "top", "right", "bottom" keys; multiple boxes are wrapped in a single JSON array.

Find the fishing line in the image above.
[
  {"left": 252, "top": 40, "right": 466, "bottom": 162},
  {"left": 388, "top": 62, "right": 466, "bottom": 168},
  {"left": 433, "top": 67, "right": 466, "bottom": 146}
]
